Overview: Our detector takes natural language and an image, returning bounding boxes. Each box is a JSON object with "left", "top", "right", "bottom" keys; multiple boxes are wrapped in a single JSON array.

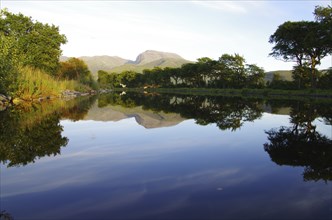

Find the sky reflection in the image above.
[{"left": 1, "top": 107, "right": 331, "bottom": 220}]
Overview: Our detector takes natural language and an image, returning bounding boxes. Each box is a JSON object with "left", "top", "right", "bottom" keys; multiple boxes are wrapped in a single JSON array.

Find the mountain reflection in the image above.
[
  {"left": 264, "top": 101, "right": 332, "bottom": 182},
  {"left": 97, "top": 92, "right": 264, "bottom": 131},
  {"left": 0, "top": 96, "right": 97, "bottom": 167}
]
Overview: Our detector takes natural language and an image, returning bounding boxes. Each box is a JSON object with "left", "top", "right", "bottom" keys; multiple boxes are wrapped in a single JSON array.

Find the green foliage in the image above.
[
  {"left": 318, "top": 68, "right": 332, "bottom": 89},
  {"left": 97, "top": 70, "right": 110, "bottom": 88},
  {"left": 58, "top": 58, "right": 97, "bottom": 90},
  {"left": 268, "top": 73, "right": 295, "bottom": 90},
  {"left": 15, "top": 66, "right": 82, "bottom": 100},
  {"left": 0, "top": 33, "right": 19, "bottom": 95},
  {"left": 292, "top": 65, "right": 312, "bottom": 89},
  {"left": 120, "top": 70, "right": 142, "bottom": 88},
  {"left": 269, "top": 5, "right": 332, "bottom": 88},
  {"left": 0, "top": 9, "right": 67, "bottom": 75},
  {"left": 245, "top": 64, "right": 265, "bottom": 88}
]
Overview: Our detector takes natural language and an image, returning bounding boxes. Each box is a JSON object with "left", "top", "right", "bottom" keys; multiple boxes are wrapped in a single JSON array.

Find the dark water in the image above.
[{"left": 1, "top": 93, "right": 332, "bottom": 220}]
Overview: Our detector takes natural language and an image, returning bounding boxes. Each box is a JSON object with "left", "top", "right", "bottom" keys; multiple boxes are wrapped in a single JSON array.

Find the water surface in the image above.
[{"left": 1, "top": 93, "right": 332, "bottom": 220}]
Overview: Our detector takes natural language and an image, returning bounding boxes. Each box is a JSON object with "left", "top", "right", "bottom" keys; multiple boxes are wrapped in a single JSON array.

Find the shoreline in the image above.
[
  {"left": 0, "top": 89, "right": 101, "bottom": 111},
  {"left": 113, "top": 87, "right": 332, "bottom": 100}
]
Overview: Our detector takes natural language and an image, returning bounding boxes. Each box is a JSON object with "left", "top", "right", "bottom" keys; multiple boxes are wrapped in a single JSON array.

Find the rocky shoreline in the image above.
[
  {"left": 0, "top": 89, "right": 112, "bottom": 111},
  {"left": 0, "top": 94, "right": 11, "bottom": 111}
]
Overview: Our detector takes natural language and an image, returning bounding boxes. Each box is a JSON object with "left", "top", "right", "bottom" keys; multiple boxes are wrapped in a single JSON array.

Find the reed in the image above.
[{"left": 15, "top": 66, "right": 86, "bottom": 100}]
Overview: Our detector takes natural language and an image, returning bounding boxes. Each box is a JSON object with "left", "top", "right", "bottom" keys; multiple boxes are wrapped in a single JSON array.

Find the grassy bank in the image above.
[{"left": 14, "top": 66, "right": 91, "bottom": 101}]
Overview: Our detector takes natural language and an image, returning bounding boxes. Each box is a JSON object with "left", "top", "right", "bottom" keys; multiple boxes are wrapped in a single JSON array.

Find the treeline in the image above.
[
  {"left": 98, "top": 54, "right": 332, "bottom": 90},
  {"left": 0, "top": 9, "right": 96, "bottom": 100},
  {"left": 98, "top": 54, "right": 266, "bottom": 89}
]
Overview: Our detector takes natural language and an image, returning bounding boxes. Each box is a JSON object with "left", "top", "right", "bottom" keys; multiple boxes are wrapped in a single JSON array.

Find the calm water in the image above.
[{"left": 1, "top": 93, "right": 332, "bottom": 220}]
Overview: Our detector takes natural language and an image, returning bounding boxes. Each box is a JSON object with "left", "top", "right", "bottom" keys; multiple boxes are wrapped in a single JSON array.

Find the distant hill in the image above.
[
  {"left": 265, "top": 70, "right": 293, "bottom": 82},
  {"left": 61, "top": 50, "right": 192, "bottom": 78},
  {"left": 60, "top": 55, "right": 130, "bottom": 75}
]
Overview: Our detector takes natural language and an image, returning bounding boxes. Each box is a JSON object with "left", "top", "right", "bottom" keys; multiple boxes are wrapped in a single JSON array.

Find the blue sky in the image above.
[{"left": 1, "top": 0, "right": 331, "bottom": 71}]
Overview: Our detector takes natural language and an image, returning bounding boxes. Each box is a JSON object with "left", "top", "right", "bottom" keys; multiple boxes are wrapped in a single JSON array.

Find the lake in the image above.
[{"left": 1, "top": 92, "right": 332, "bottom": 220}]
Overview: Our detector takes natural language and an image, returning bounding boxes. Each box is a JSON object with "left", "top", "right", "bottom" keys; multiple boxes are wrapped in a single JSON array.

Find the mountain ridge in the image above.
[{"left": 61, "top": 50, "right": 192, "bottom": 77}]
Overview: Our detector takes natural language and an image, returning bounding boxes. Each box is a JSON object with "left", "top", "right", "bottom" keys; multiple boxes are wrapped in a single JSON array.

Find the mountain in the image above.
[
  {"left": 61, "top": 50, "right": 192, "bottom": 77},
  {"left": 108, "top": 50, "right": 191, "bottom": 74},
  {"left": 132, "top": 50, "right": 185, "bottom": 65},
  {"left": 78, "top": 56, "right": 129, "bottom": 74}
]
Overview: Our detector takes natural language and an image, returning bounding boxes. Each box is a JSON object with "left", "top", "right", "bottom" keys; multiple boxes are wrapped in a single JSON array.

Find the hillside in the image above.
[
  {"left": 110, "top": 57, "right": 191, "bottom": 73},
  {"left": 61, "top": 50, "right": 192, "bottom": 77},
  {"left": 132, "top": 50, "right": 185, "bottom": 65},
  {"left": 60, "top": 55, "right": 130, "bottom": 75},
  {"left": 78, "top": 56, "right": 129, "bottom": 74},
  {"left": 265, "top": 70, "right": 293, "bottom": 82},
  {"left": 109, "top": 50, "right": 191, "bottom": 73}
]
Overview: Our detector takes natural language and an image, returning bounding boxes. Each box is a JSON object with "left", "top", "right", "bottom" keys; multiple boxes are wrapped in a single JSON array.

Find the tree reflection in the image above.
[
  {"left": 264, "top": 102, "right": 332, "bottom": 182},
  {"left": 0, "top": 111, "right": 68, "bottom": 167},
  {"left": 0, "top": 210, "right": 14, "bottom": 220},
  {"left": 98, "top": 92, "right": 263, "bottom": 131},
  {"left": 0, "top": 96, "right": 96, "bottom": 167}
]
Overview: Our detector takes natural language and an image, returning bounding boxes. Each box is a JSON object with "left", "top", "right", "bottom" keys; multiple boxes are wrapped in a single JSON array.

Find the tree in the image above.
[
  {"left": 0, "top": 112, "right": 68, "bottom": 167},
  {"left": 245, "top": 64, "right": 265, "bottom": 88},
  {"left": 318, "top": 68, "right": 332, "bottom": 89},
  {"left": 58, "top": 58, "right": 90, "bottom": 80},
  {"left": 217, "top": 54, "right": 246, "bottom": 88},
  {"left": 269, "top": 5, "right": 332, "bottom": 88},
  {"left": 196, "top": 57, "right": 217, "bottom": 87},
  {"left": 120, "top": 70, "right": 141, "bottom": 88},
  {"left": 0, "top": 9, "right": 67, "bottom": 75},
  {"left": 314, "top": 5, "right": 332, "bottom": 24},
  {"left": 98, "top": 70, "right": 110, "bottom": 88},
  {"left": 58, "top": 58, "right": 96, "bottom": 88},
  {"left": 292, "top": 65, "right": 312, "bottom": 89}
]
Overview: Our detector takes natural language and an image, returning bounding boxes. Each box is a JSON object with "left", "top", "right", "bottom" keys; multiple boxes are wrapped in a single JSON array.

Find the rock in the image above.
[
  {"left": 0, "top": 94, "right": 10, "bottom": 110},
  {"left": 61, "top": 90, "right": 94, "bottom": 100},
  {"left": 0, "top": 94, "right": 9, "bottom": 102},
  {"left": 99, "top": 89, "right": 112, "bottom": 94},
  {"left": 0, "top": 104, "right": 7, "bottom": 111}
]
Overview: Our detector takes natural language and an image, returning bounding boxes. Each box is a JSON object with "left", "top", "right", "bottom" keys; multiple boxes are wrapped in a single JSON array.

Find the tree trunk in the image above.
[{"left": 311, "top": 57, "right": 316, "bottom": 89}]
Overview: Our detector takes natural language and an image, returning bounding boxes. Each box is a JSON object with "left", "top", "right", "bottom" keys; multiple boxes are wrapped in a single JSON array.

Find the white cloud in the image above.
[{"left": 192, "top": 1, "right": 248, "bottom": 13}]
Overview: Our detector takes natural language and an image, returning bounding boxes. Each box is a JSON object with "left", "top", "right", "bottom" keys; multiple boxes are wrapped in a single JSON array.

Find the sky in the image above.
[{"left": 1, "top": 0, "right": 331, "bottom": 71}]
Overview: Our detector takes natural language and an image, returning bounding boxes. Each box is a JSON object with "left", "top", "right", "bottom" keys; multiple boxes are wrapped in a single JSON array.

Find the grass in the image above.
[{"left": 15, "top": 66, "right": 90, "bottom": 101}]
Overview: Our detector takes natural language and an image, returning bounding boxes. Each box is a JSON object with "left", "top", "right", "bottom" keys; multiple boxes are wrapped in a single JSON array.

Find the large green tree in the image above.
[
  {"left": 217, "top": 54, "right": 246, "bottom": 88},
  {"left": 0, "top": 9, "right": 67, "bottom": 75},
  {"left": 269, "top": 5, "right": 332, "bottom": 88}
]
